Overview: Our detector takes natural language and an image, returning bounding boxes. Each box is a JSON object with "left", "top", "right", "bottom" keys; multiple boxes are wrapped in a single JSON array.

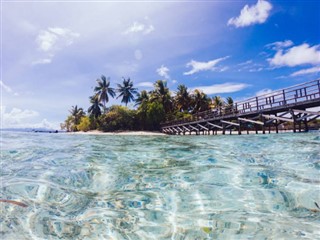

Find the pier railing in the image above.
[{"left": 161, "top": 79, "right": 320, "bottom": 127}]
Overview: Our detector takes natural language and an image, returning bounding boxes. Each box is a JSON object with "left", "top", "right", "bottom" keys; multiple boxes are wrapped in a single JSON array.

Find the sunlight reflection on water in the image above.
[{"left": 1, "top": 131, "right": 319, "bottom": 239}]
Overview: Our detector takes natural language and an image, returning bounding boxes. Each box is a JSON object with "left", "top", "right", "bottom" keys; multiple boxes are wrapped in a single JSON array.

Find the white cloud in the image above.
[
  {"left": 36, "top": 27, "right": 80, "bottom": 52},
  {"left": 134, "top": 49, "right": 143, "bottom": 60},
  {"left": 266, "top": 40, "right": 294, "bottom": 50},
  {"left": 184, "top": 56, "right": 229, "bottom": 75},
  {"left": 34, "top": 27, "right": 80, "bottom": 65},
  {"left": 0, "top": 106, "right": 59, "bottom": 129},
  {"left": 0, "top": 80, "right": 19, "bottom": 95},
  {"left": 191, "top": 82, "right": 249, "bottom": 95},
  {"left": 290, "top": 66, "right": 320, "bottom": 77},
  {"left": 249, "top": 67, "right": 263, "bottom": 72},
  {"left": 144, "top": 25, "right": 155, "bottom": 35},
  {"left": 268, "top": 43, "right": 320, "bottom": 67},
  {"left": 123, "top": 21, "right": 155, "bottom": 35},
  {"left": 228, "top": 0, "right": 272, "bottom": 28},
  {"left": 238, "top": 60, "right": 253, "bottom": 66},
  {"left": 0, "top": 80, "right": 13, "bottom": 93},
  {"left": 172, "top": 80, "right": 178, "bottom": 84},
  {"left": 255, "top": 88, "right": 273, "bottom": 96},
  {"left": 31, "top": 58, "right": 52, "bottom": 65},
  {"left": 136, "top": 81, "right": 154, "bottom": 88},
  {"left": 1, "top": 107, "right": 38, "bottom": 127},
  {"left": 156, "top": 65, "right": 170, "bottom": 79},
  {"left": 219, "top": 66, "right": 229, "bottom": 72}
]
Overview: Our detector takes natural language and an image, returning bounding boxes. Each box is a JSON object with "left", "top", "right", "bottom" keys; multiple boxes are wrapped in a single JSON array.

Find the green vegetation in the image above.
[{"left": 61, "top": 76, "right": 234, "bottom": 132}]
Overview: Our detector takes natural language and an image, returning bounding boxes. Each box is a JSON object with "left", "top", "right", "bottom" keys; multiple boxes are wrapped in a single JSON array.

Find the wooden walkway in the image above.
[{"left": 161, "top": 79, "right": 320, "bottom": 135}]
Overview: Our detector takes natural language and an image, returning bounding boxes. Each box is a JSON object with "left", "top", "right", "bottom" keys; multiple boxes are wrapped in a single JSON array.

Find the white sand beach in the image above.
[{"left": 67, "top": 130, "right": 166, "bottom": 136}]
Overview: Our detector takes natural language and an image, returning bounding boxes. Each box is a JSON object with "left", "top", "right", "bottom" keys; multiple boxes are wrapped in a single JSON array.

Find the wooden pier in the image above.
[{"left": 161, "top": 79, "right": 320, "bottom": 135}]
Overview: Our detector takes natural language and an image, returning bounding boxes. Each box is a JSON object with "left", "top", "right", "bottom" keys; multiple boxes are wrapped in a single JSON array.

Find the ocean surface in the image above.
[{"left": 1, "top": 131, "right": 319, "bottom": 240}]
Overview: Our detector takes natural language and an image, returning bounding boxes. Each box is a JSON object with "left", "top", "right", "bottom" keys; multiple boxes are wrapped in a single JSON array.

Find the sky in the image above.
[{"left": 1, "top": 0, "right": 320, "bottom": 129}]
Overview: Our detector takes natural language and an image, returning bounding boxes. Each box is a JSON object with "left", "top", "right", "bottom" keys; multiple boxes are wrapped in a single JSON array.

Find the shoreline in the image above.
[{"left": 67, "top": 130, "right": 166, "bottom": 136}]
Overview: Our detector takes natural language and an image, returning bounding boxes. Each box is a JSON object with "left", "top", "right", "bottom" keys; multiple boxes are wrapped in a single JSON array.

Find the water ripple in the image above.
[{"left": 1, "top": 131, "right": 319, "bottom": 239}]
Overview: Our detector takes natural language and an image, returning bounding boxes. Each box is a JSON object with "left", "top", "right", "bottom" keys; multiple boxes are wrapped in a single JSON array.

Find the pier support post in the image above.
[
  {"left": 275, "top": 113, "right": 279, "bottom": 134},
  {"left": 290, "top": 109, "right": 297, "bottom": 133},
  {"left": 304, "top": 118, "right": 309, "bottom": 132},
  {"left": 298, "top": 113, "right": 302, "bottom": 132}
]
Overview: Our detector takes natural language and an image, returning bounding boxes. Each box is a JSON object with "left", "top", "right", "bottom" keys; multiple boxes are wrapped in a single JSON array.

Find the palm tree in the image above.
[
  {"left": 88, "top": 95, "right": 103, "bottom": 119},
  {"left": 191, "top": 89, "right": 210, "bottom": 113},
  {"left": 135, "top": 90, "right": 149, "bottom": 107},
  {"left": 226, "top": 97, "right": 234, "bottom": 106},
  {"left": 69, "top": 105, "right": 85, "bottom": 126},
  {"left": 212, "top": 96, "right": 224, "bottom": 109},
  {"left": 175, "top": 84, "right": 191, "bottom": 112},
  {"left": 117, "top": 78, "right": 138, "bottom": 106},
  {"left": 135, "top": 90, "right": 150, "bottom": 130},
  {"left": 224, "top": 96, "right": 234, "bottom": 114},
  {"left": 150, "top": 80, "right": 173, "bottom": 113},
  {"left": 94, "top": 75, "right": 116, "bottom": 110}
]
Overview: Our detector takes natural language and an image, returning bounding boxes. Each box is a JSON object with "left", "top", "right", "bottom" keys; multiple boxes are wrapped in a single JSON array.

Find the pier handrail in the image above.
[{"left": 234, "top": 79, "right": 320, "bottom": 114}]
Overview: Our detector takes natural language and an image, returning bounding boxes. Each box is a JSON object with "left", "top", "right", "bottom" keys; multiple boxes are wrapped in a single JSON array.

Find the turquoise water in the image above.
[{"left": 1, "top": 131, "right": 319, "bottom": 239}]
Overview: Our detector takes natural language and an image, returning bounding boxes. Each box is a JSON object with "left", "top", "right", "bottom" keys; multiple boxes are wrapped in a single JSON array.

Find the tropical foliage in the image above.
[{"left": 62, "top": 75, "right": 234, "bottom": 132}]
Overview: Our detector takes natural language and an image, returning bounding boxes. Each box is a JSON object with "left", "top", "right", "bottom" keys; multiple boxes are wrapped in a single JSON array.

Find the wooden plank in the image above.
[
  {"left": 261, "top": 114, "right": 294, "bottom": 123},
  {"left": 221, "top": 120, "right": 240, "bottom": 126},
  {"left": 177, "top": 127, "right": 184, "bottom": 132},
  {"left": 172, "top": 127, "right": 179, "bottom": 132},
  {"left": 238, "top": 117, "right": 264, "bottom": 125},
  {"left": 197, "top": 123, "right": 209, "bottom": 131},
  {"left": 266, "top": 111, "right": 290, "bottom": 124},
  {"left": 207, "top": 122, "right": 223, "bottom": 129},
  {"left": 183, "top": 126, "right": 190, "bottom": 131},
  {"left": 189, "top": 125, "right": 199, "bottom": 131},
  {"left": 297, "top": 113, "right": 318, "bottom": 121},
  {"left": 292, "top": 109, "right": 320, "bottom": 115},
  {"left": 265, "top": 112, "right": 289, "bottom": 124}
]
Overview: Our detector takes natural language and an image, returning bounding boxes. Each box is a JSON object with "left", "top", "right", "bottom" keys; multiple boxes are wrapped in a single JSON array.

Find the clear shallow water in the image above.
[{"left": 1, "top": 131, "right": 319, "bottom": 240}]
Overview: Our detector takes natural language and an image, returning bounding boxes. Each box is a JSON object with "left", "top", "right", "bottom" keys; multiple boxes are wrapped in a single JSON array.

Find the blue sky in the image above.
[{"left": 1, "top": 0, "right": 320, "bottom": 129}]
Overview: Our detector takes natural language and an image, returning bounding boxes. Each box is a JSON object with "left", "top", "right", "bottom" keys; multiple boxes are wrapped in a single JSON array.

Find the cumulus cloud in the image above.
[
  {"left": 184, "top": 56, "right": 229, "bottom": 75},
  {"left": 1, "top": 107, "right": 38, "bottom": 127},
  {"left": 191, "top": 82, "right": 249, "bottom": 95},
  {"left": 228, "top": 0, "right": 272, "bottom": 27},
  {"left": 156, "top": 65, "right": 170, "bottom": 79},
  {"left": 136, "top": 81, "right": 154, "bottom": 88},
  {"left": 33, "top": 27, "right": 79, "bottom": 65},
  {"left": 268, "top": 43, "right": 320, "bottom": 67},
  {"left": 0, "top": 106, "right": 59, "bottom": 129},
  {"left": 290, "top": 66, "right": 320, "bottom": 77},
  {"left": 123, "top": 21, "right": 155, "bottom": 35},
  {"left": 36, "top": 27, "right": 80, "bottom": 52},
  {"left": 265, "top": 40, "right": 294, "bottom": 50}
]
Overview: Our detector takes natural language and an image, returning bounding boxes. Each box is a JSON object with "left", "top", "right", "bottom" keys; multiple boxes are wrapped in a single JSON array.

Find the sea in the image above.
[{"left": 1, "top": 131, "right": 319, "bottom": 239}]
